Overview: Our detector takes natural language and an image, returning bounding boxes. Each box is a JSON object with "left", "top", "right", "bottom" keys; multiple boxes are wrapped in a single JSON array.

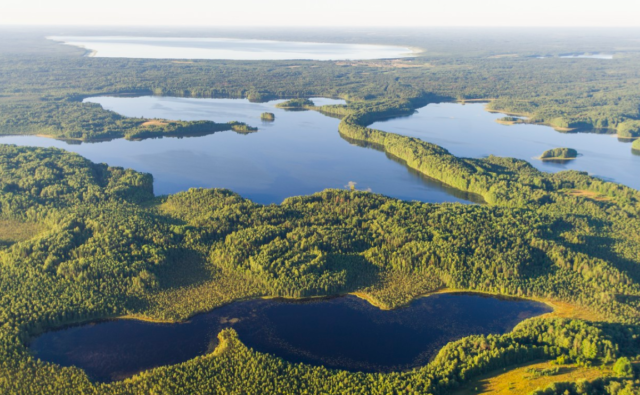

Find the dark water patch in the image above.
[{"left": 31, "top": 293, "right": 551, "bottom": 382}]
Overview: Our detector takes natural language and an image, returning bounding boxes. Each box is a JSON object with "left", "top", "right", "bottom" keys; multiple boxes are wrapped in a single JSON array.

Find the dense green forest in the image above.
[{"left": 2, "top": 30, "right": 640, "bottom": 394}]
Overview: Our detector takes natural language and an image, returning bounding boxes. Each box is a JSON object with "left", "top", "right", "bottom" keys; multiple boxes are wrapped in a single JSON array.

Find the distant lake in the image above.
[
  {"left": 0, "top": 97, "right": 479, "bottom": 205},
  {"left": 30, "top": 293, "right": 551, "bottom": 382},
  {"left": 560, "top": 53, "right": 613, "bottom": 59},
  {"left": 47, "top": 36, "right": 413, "bottom": 60},
  {"left": 370, "top": 103, "right": 640, "bottom": 190}
]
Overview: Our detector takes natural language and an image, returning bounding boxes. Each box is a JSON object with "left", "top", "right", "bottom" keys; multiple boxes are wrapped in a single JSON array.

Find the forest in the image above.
[{"left": 1, "top": 30, "right": 640, "bottom": 394}]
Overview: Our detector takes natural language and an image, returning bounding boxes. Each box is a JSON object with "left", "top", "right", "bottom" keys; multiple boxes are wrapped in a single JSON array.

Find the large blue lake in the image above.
[
  {"left": 2, "top": 98, "right": 635, "bottom": 206},
  {"left": 0, "top": 97, "right": 480, "bottom": 204}
]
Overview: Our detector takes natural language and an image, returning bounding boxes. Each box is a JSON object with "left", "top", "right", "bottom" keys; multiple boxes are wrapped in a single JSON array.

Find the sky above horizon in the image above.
[{"left": 2, "top": 0, "right": 640, "bottom": 27}]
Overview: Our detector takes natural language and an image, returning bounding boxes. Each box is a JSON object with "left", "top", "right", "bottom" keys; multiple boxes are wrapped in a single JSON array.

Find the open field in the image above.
[{"left": 452, "top": 360, "right": 610, "bottom": 395}]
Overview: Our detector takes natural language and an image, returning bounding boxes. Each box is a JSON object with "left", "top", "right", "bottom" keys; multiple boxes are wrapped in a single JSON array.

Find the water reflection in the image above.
[{"left": 343, "top": 135, "right": 485, "bottom": 204}]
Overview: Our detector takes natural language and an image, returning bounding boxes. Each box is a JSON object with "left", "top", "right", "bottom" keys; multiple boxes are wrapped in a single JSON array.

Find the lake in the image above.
[
  {"left": 560, "top": 53, "right": 613, "bottom": 59},
  {"left": 30, "top": 293, "right": 551, "bottom": 382},
  {"left": 47, "top": 36, "right": 413, "bottom": 60},
  {"left": 0, "top": 97, "right": 480, "bottom": 205},
  {"left": 370, "top": 102, "right": 640, "bottom": 190}
]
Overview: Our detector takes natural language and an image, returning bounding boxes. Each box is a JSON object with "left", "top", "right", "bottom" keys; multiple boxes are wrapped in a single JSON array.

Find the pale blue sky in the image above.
[{"left": 2, "top": 0, "right": 639, "bottom": 27}]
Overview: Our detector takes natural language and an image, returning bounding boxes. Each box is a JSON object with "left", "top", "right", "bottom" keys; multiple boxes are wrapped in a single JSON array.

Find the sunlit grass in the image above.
[{"left": 452, "top": 360, "right": 611, "bottom": 395}]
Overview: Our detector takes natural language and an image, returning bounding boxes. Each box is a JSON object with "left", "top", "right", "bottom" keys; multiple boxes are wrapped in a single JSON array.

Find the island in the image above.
[
  {"left": 495, "top": 116, "right": 524, "bottom": 125},
  {"left": 276, "top": 98, "right": 315, "bottom": 109},
  {"left": 125, "top": 119, "right": 258, "bottom": 140},
  {"left": 633, "top": 139, "right": 640, "bottom": 152},
  {"left": 260, "top": 112, "right": 275, "bottom": 121},
  {"left": 229, "top": 121, "right": 258, "bottom": 133},
  {"left": 539, "top": 147, "right": 578, "bottom": 160}
]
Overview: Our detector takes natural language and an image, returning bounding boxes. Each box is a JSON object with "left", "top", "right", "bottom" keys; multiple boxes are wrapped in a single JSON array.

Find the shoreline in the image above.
[
  {"left": 537, "top": 156, "right": 578, "bottom": 161},
  {"left": 482, "top": 102, "right": 579, "bottom": 132},
  {"left": 28, "top": 289, "right": 559, "bottom": 329}
]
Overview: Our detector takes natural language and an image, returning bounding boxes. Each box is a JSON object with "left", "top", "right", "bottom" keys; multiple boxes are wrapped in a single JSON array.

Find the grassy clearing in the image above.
[
  {"left": 140, "top": 119, "right": 170, "bottom": 127},
  {"left": 452, "top": 360, "right": 610, "bottom": 395},
  {"left": 538, "top": 299, "right": 607, "bottom": 322},
  {"left": 565, "top": 189, "right": 612, "bottom": 202}
]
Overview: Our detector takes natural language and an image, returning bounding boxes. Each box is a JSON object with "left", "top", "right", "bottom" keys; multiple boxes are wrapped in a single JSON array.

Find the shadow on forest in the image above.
[{"left": 549, "top": 216, "right": 640, "bottom": 285}]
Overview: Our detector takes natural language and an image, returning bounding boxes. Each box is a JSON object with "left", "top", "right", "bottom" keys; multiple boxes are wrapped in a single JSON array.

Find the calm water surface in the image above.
[
  {"left": 0, "top": 97, "right": 479, "bottom": 204},
  {"left": 370, "top": 103, "right": 640, "bottom": 190},
  {"left": 31, "top": 293, "right": 551, "bottom": 382},
  {"left": 47, "top": 36, "right": 413, "bottom": 60}
]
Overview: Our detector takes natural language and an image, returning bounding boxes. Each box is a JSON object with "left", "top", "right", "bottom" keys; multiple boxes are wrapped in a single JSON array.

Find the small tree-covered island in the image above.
[
  {"left": 276, "top": 98, "right": 316, "bottom": 108},
  {"left": 496, "top": 116, "right": 525, "bottom": 125},
  {"left": 2, "top": 27, "right": 640, "bottom": 395},
  {"left": 540, "top": 148, "right": 579, "bottom": 160},
  {"left": 260, "top": 112, "right": 275, "bottom": 121}
]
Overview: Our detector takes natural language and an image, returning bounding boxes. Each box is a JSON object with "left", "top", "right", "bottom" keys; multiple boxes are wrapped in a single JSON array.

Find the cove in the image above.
[
  {"left": 47, "top": 36, "right": 413, "bottom": 60},
  {"left": 0, "top": 96, "right": 481, "bottom": 205},
  {"left": 369, "top": 102, "right": 640, "bottom": 191},
  {"left": 30, "top": 293, "right": 551, "bottom": 382}
]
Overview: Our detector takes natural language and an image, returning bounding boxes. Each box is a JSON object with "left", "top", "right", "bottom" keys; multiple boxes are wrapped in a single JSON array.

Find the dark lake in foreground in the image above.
[
  {"left": 0, "top": 97, "right": 480, "bottom": 205},
  {"left": 31, "top": 293, "right": 551, "bottom": 382}
]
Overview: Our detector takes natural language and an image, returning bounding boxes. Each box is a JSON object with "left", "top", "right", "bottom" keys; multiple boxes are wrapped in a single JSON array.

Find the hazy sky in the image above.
[{"left": 2, "top": 0, "right": 640, "bottom": 27}]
